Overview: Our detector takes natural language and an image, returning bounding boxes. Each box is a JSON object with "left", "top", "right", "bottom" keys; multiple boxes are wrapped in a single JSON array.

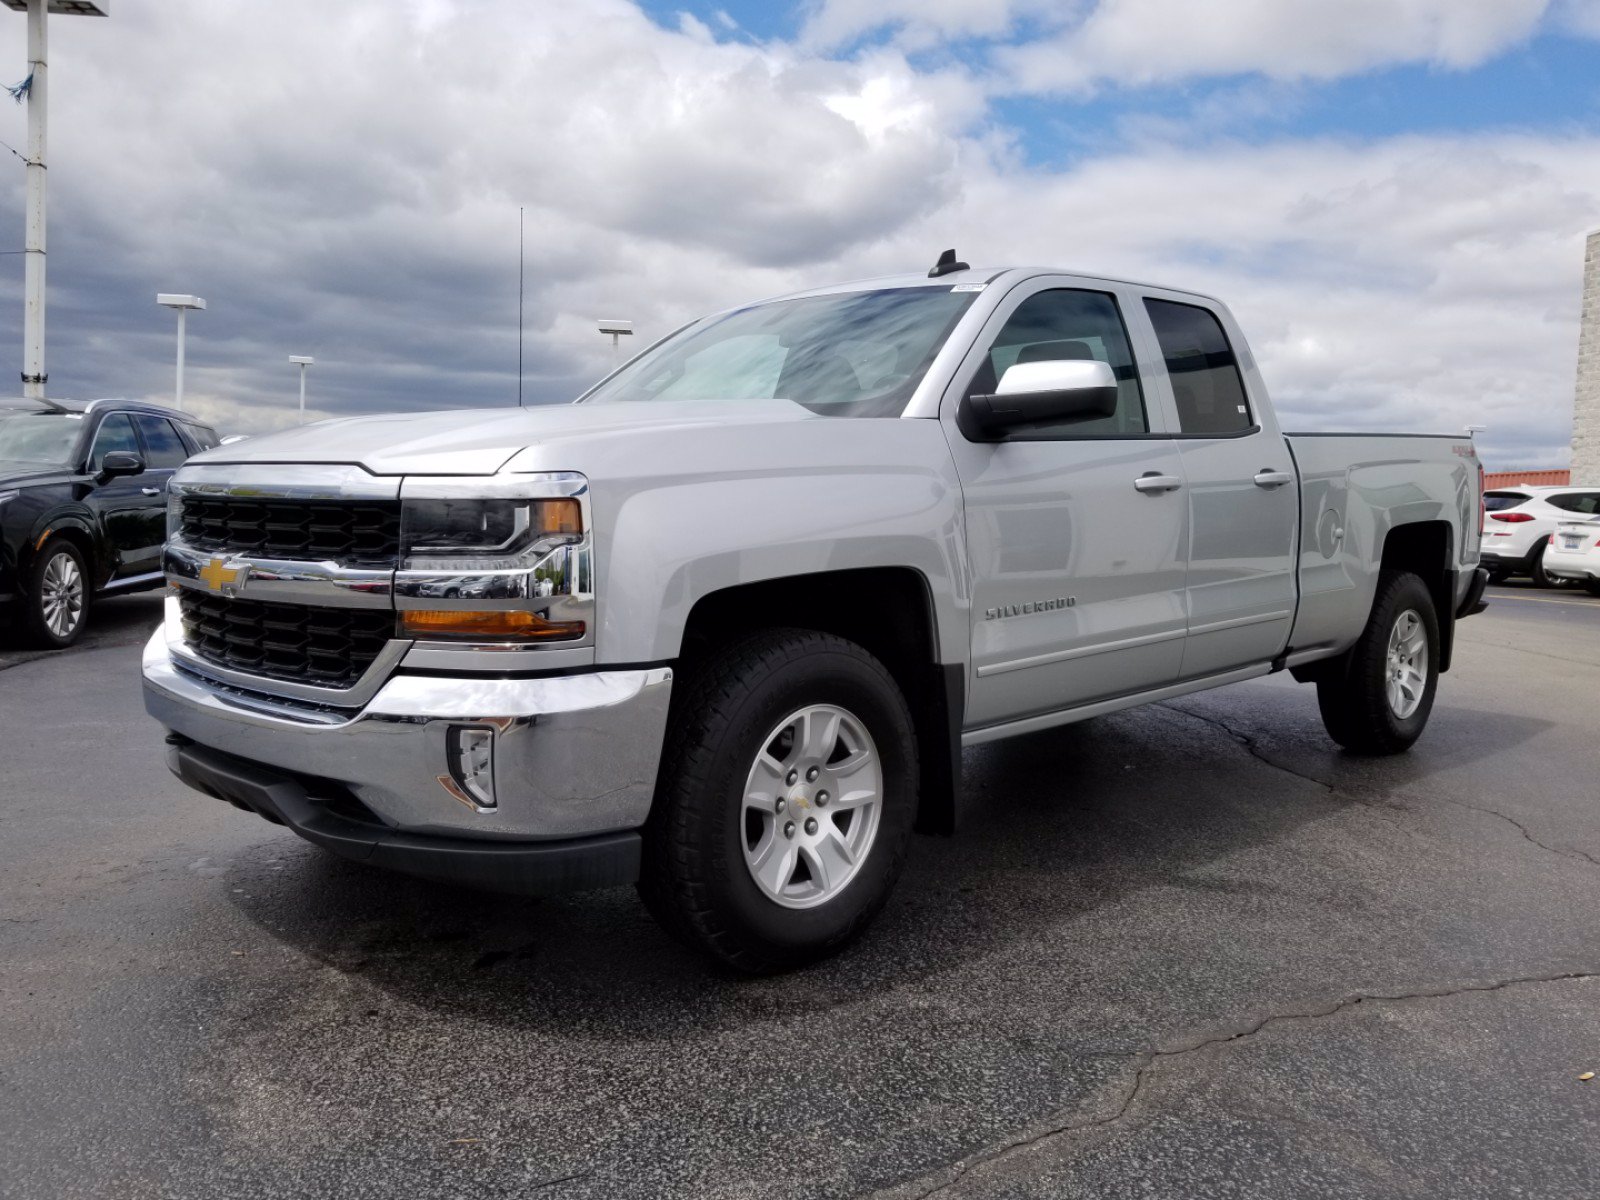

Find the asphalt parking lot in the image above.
[{"left": 3, "top": 583, "right": 1599, "bottom": 1199}]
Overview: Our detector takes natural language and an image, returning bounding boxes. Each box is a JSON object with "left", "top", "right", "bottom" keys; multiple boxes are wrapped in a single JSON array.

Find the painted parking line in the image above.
[{"left": 1485, "top": 592, "right": 1600, "bottom": 609}]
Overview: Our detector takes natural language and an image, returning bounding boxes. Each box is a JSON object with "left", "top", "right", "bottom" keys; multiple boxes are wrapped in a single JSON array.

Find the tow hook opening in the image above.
[{"left": 441, "top": 725, "right": 497, "bottom": 811}]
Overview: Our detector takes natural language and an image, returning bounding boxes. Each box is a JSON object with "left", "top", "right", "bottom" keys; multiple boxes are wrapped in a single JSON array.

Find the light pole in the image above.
[
  {"left": 597, "top": 319, "right": 633, "bottom": 366},
  {"left": 2, "top": 0, "right": 111, "bottom": 400},
  {"left": 156, "top": 294, "right": 205, "bottom": 409},
  {"left": 289, "top": 355, "right": 314, "bottom": 424}
]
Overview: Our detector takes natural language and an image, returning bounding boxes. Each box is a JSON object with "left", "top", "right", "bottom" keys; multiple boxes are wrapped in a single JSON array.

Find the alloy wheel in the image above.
[
  {"left": 740, "top": 703, "right": 883, "bottom": 910},
  {"left": 1384, "top": 608, "right": 1428, "bottom": 719}
]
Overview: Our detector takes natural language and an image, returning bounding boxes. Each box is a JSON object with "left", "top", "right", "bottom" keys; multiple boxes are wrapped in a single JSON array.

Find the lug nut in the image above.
[
  {"left": 786, "top": 769, "right": 799, "bottom": 786},
  {"left": 804, "top": 817, "right": 818, "bottom": 835},
  {"left": 816, "top": 791, "right": 829, "bottom": 806},
  {"left": 784, "top": 821, "right": 796, "bottom": 839},
  {"left": 775, "top": 797, "right": 786, "bottom": 813},
  {"left": 806, "top": 767, "right": 820, "bottom": 782}
]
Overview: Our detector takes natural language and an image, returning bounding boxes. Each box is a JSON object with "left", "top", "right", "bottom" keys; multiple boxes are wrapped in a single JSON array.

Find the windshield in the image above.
[
  {"left": 1483, "top": 492, "right": 1529, "bottom": 512},
  {"left": 581, "top": 286, "right": 978, "bottom": 418},
  {"left": 0, "top": 412, "right": 84, "bottom": 466}
]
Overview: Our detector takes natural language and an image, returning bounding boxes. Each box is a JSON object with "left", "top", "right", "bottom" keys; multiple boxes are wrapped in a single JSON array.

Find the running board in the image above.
[{"left": 961, "top": 663, "right": 1273, "bottom": 747}]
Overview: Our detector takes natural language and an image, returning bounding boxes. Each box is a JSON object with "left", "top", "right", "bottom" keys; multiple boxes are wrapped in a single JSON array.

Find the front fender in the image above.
[{"left": 587, "top": 423, "right": 970, "bottom": 666}]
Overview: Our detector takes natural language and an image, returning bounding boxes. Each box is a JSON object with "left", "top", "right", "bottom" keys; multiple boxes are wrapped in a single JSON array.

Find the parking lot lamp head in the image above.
[
  {"left": 597, "top": 319, "right": 633, "bottom": 364},
  {"left": 156, "top": 294, "right": 205, "bottom": 410}
]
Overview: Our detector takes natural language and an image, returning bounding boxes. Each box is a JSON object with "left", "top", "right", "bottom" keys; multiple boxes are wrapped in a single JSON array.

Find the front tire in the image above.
[
  {"left": 1316, "top": 570, "right": 1439, "bottom": 755},
  {"left": 639, "top": 628, "right": 918, "bottom": 974},
  {"left": 21, "top": 538, "right": 89, "bottom": 649}
]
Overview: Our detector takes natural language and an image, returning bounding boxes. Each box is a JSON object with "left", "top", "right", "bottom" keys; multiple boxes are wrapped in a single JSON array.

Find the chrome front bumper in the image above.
[{"left": 142, "top": 627, "right": 673, "bottom": 842}]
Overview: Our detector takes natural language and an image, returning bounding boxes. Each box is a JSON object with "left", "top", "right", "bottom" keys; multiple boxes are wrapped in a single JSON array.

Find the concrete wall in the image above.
[{"left": 1575, "top": 230, "right": 1600, "bottom": 485}]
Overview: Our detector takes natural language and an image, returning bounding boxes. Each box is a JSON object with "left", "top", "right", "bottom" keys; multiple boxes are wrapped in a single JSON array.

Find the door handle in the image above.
[
  {"left": 1134, "top": 473, "right": 1183, "bottom": 494},
  {"left": 140, "top": 486, "right": 162, "bottom": 496},
  {"left": 1253, "top": 470, "right": 1294, "bottom": 488}
]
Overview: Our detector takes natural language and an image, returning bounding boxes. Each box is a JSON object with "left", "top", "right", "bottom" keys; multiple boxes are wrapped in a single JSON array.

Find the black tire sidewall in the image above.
[
  {"left": 712, "top": 652, "right": 915, "bottom": 952},
  {"left": 25, "top": 538, "right": 88, "bottom": 649},
  {"left": 648, "top": 631, "right": 919, "bottom": 969},
  {"left": 1369, "top": 579, "right": 1446, "bottom": 748},
  {"left": 1529, "top": 539, "right": 1552, "bottom": 587},
  {"left": 1354, "top": 572, "right": 1440, "bottom": 748}
]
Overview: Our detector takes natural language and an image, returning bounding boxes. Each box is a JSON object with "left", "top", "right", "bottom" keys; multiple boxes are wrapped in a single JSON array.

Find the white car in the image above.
[
  {"left": 1543, "top": 518, "right": 1600, "bottom": 595},
  {"left": 1480, "top": 486, "right": 1600, "bottom": 586}
]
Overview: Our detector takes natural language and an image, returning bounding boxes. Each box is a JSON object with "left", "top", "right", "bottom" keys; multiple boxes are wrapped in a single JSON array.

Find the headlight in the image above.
[
  {"left": 400, "top": 498, "right": 581, "bottom": 571},
  {"left": 395, "top": 478, "right": 592, "bottom": 644}
]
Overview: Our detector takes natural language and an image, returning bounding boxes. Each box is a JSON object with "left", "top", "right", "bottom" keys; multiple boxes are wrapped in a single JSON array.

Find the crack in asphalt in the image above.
[
  {"left": 891, "top": 970, "right": 1599, "bottom": 1199},
  {"left": 1156, "top": 701, "right": 1600, "bottom": 869},
  {"left": 1156, "top": 701, "right": 1337, "bottom": 793}
]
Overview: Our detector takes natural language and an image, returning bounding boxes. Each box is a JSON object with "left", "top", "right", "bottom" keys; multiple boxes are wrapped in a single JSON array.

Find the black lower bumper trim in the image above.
[
  {"left": 1457, "top": 565, "right": 1490, "bottom": 618},
  {"left": 168, "top": 742, "right": 641, "bottom": 896}
]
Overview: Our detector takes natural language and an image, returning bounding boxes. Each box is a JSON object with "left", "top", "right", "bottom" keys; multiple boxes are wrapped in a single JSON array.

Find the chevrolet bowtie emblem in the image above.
[{"left": 198, "top": 556, "right": 245, "bottom": 594}]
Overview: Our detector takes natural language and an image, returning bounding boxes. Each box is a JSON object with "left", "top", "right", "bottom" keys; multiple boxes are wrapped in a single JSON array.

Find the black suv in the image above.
[{"left": 0, "top": 397, "right": 219, "bottom": 648}]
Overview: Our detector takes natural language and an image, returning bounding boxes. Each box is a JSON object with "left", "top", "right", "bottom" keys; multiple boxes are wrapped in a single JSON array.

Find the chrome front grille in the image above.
[
  {"left": 178, "top": 496, "right": 401, "bottom": 567},
  {"left": 177, "top": 590, "right": 394, "bottom": 689}
]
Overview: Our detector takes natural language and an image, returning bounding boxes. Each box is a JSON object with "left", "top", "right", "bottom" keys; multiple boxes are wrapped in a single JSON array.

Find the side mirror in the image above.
[
  {"left": 960, "top": 359, "right": 1120, "bottom": 439},
  {"left": 98, "top": 450, "right": 146, "bottom": 480}
]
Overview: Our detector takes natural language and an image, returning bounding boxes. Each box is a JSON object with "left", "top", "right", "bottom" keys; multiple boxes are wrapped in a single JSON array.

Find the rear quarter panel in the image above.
[{"left": 1285, "top": 433, "right": 1479, "bottom": 657}]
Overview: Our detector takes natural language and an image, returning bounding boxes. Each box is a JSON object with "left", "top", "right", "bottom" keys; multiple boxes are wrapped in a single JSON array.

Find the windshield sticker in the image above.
[{"left": 950, "top": 283, "right": 987, "bottom": 293}]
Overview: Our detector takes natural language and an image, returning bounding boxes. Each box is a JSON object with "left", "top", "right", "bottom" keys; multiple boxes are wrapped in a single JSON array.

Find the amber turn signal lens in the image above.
[
  {"left": 535, "top": 498, "right": 582, "bottom": 537},
  {"left": 399, "top": 609, "right": 585, "bottom": 641}
]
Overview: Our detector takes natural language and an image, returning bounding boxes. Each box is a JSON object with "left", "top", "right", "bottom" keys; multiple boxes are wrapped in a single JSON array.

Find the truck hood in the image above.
[
  {"left": 0, "top": 460, "right": 72, "bottom": 488},
  {"left": 188, "top": 401, "right": 817, "bottom": 476}
]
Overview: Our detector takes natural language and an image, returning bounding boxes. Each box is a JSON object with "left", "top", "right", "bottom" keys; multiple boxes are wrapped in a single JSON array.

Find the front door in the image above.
[
  {"left": 943, "top": 282, "right": 1190, "bottom": 730},
  {"left": 83, "top": 413, "right": 160, "bottom": 580}
]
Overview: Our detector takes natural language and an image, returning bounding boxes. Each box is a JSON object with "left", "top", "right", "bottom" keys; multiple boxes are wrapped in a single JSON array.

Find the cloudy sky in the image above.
[{"left": 1, "top": 0, "right": 1599, "bottom": 469}]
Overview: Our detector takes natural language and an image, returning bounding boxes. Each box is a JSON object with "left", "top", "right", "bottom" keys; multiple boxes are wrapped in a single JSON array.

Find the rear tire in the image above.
[
  {"left": 1586, "top": 581, "right": 1600, "bottom": 598},
  {"left": 21, "top": 538, "right": 89, "bottom": 649},
  {"left": 1316, "top": 570, "right": 1439, "bottom": 755},
  {"left": 1529, "top": 539, "right": 1555, "bottom": 587},
  {"left": 638, "top": 628, "right": 918, "bottom": 974}
]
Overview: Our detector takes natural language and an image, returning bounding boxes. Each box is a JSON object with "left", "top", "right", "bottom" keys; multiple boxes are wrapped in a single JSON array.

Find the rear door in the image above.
[
  {"left": 1134, "top": 294, "right": 1298, "bottom": 679},
  {"left": 131, "top": 415, "right": 192, "bottom": 571},
  {"left": 942, "top": 278, "right": 1190, "bottom": 729}
]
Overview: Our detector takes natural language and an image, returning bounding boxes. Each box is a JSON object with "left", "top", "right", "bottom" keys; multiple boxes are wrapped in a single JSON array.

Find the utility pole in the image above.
[
  {"left": 290, "top": 355, "right": 313, "bottom": 423},
  {"left": 517, "top": 206, "right": 524, "bottom": 406},
  {"left": 3, "top": 1, "right": 112, "bottom": 399}
]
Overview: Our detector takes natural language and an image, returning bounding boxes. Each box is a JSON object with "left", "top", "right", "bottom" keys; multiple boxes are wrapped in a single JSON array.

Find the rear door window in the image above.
[
  {"left": 1144, "top": 299, "right": 1253, "bottom": 435},
  {"left": 1483, "top": 492, "right": 1530, "bottom": 512},
  {"left": 133, "top": 415, "right": 190, "bottom": 468},
  {"left": 1546, "top": 491, "right": 1600, "bottom": 515}
]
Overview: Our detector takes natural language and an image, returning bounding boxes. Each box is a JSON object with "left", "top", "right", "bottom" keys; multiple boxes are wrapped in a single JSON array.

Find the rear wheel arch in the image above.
[{"left": 1377, "top": 520, "right": 1456, "bottom": 671}]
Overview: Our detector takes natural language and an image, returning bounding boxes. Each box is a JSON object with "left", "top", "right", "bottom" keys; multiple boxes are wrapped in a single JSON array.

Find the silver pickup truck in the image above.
[{"left": 143, "top": 257, "right": 1489, "bottom": 972}]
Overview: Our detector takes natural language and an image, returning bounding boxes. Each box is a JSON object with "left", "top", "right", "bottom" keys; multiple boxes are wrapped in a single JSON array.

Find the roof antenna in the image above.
[{"left": 928, "top": 248, "right": 969, "bottom": 278}]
